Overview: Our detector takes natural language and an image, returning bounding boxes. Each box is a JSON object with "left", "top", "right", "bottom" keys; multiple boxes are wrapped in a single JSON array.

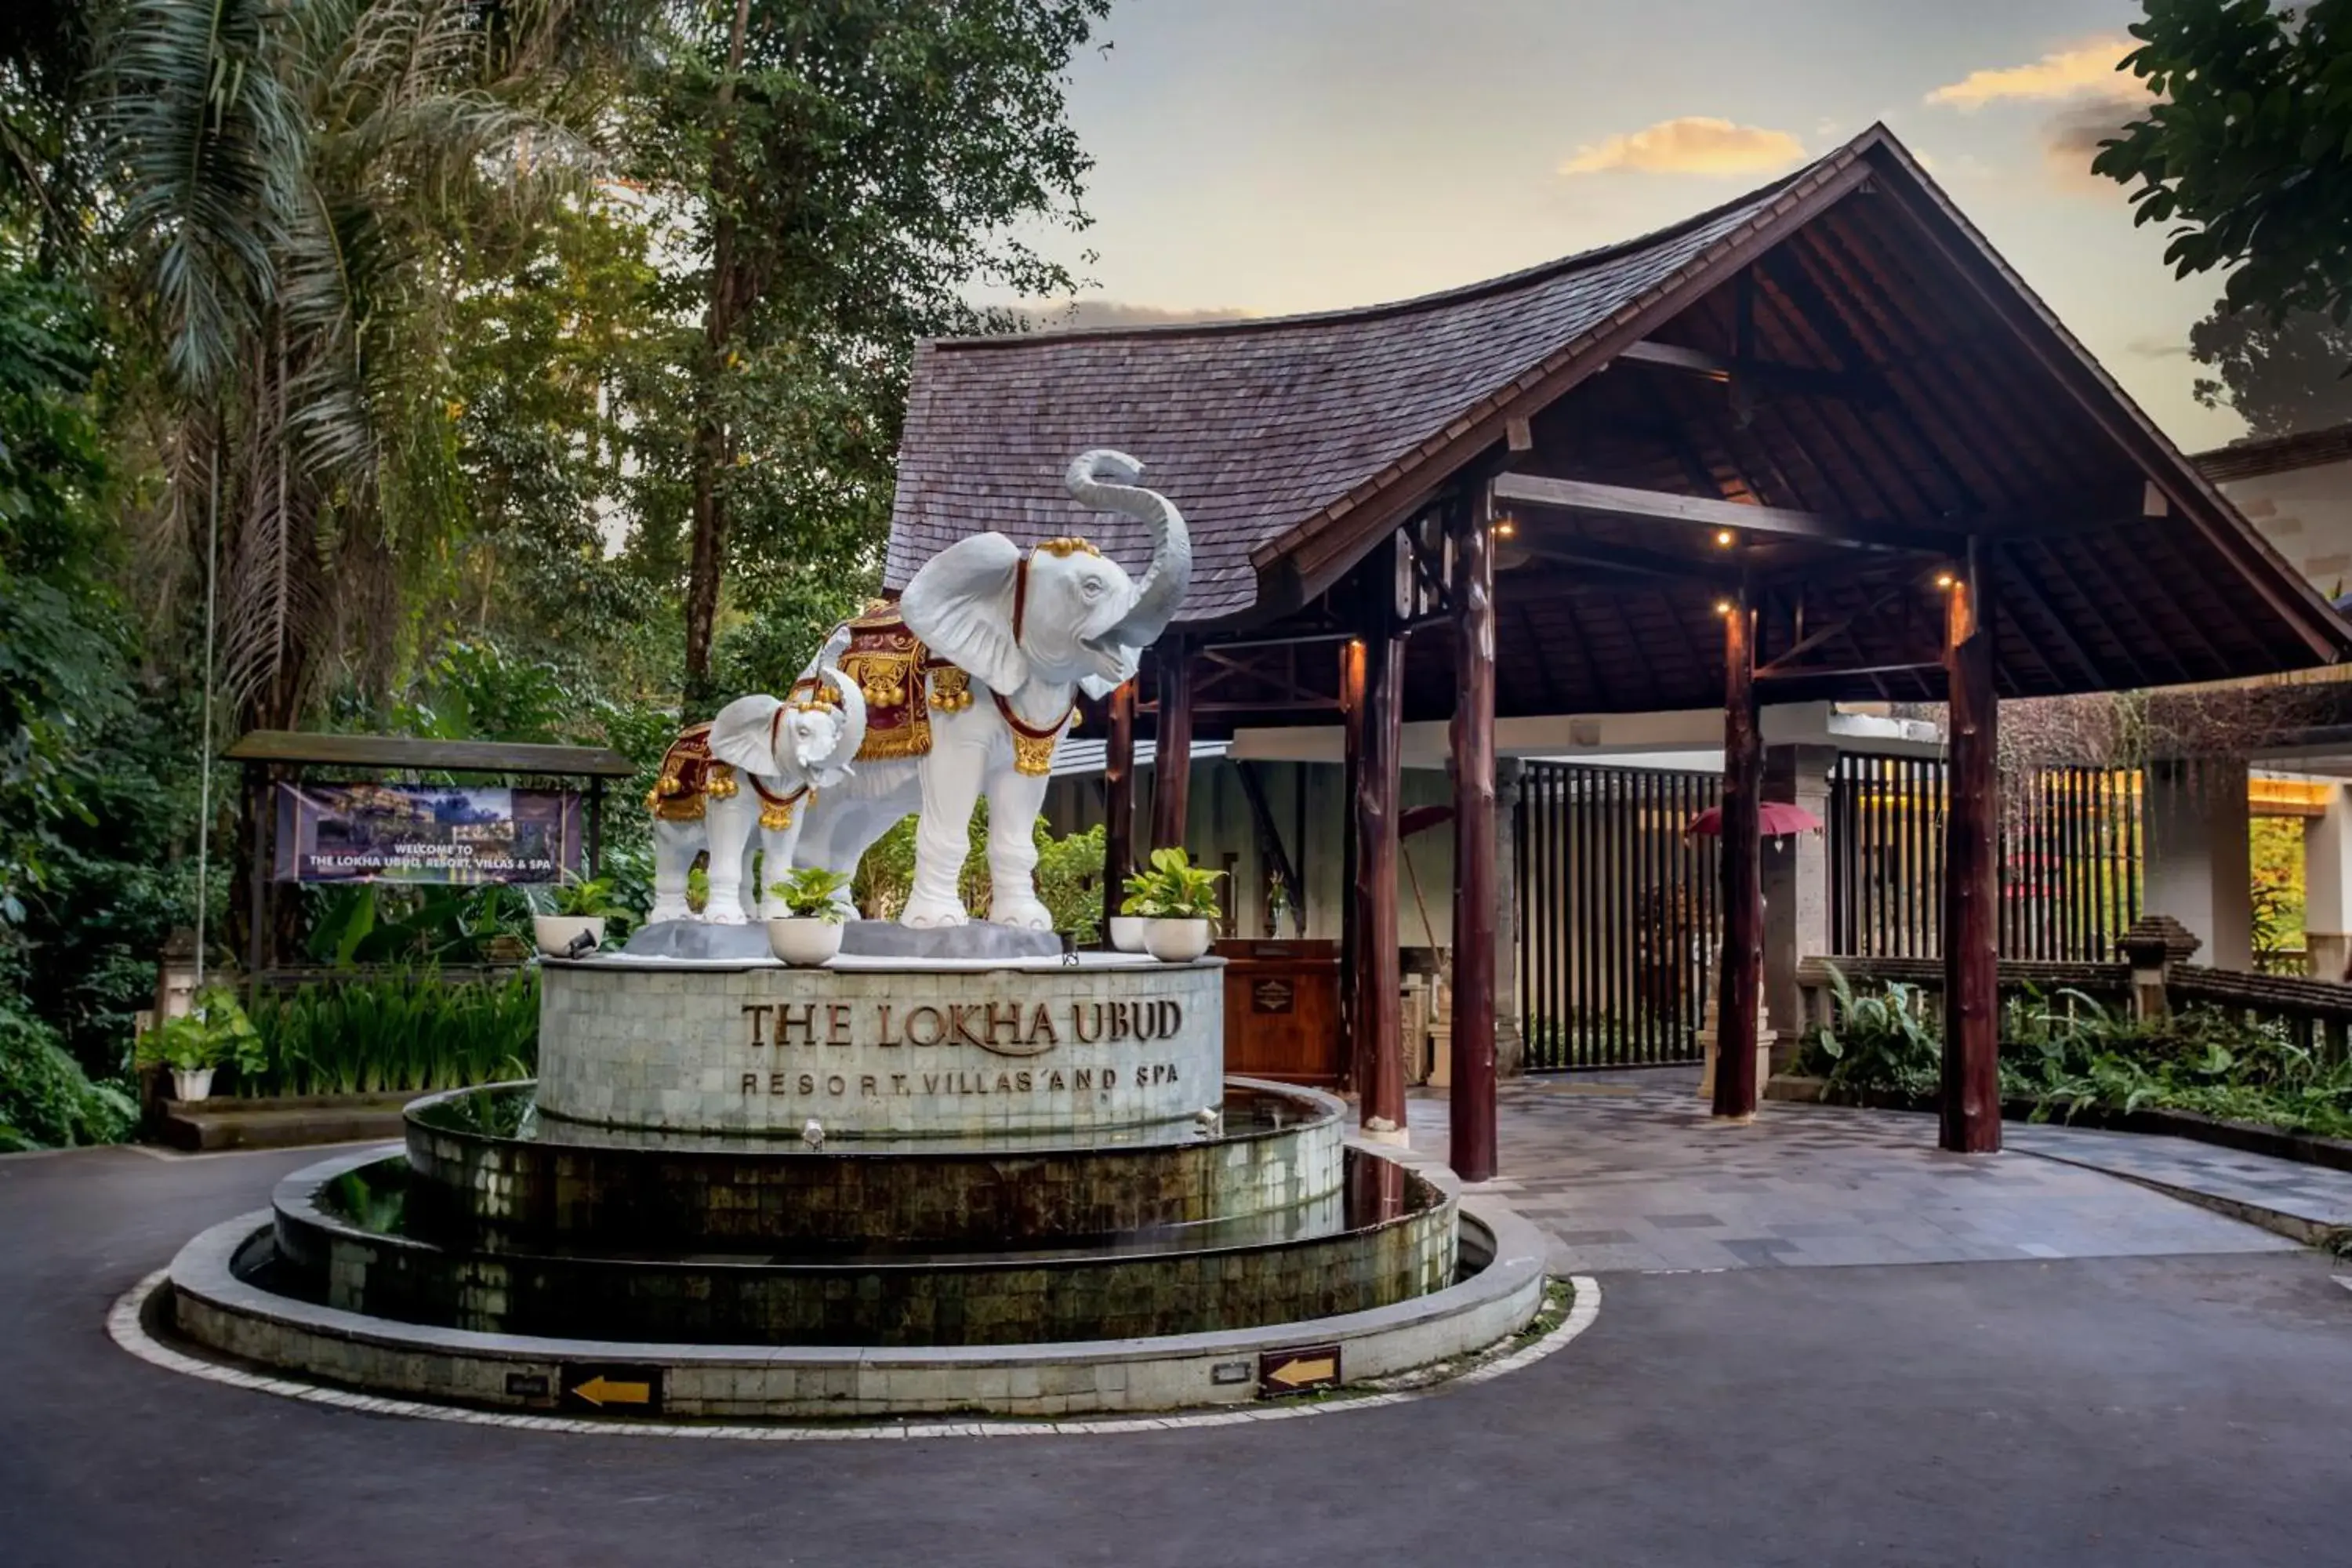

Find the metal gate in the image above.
[
  {"left": 1830, "top": 756, "right": 2140, "bottom": 961},
  {"left": 1515, "top": 762, "right": 1722, "bottom": 1070}
]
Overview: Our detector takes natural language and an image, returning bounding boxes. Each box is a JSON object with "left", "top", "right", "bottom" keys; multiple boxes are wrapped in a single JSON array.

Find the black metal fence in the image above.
[
  {"left": 1515, "top": 762, "right": 1722, "bottom": 1070},
  {"left": 1829, "top": 756, "right": 2140, "bottom": 962}
]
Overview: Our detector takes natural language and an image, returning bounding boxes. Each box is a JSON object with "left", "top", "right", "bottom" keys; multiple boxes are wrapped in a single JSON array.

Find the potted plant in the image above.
[
  {"left": 532, "top": 873, "right": 631, "bottom": 958},
  {"left": 768, "top": 867, "right": 853, "bottom": 966},
  {"left": 1106, "top": 913, "right": 1149, "bottom": 953},
  {"left": 137, "top": 985, "right": 267, "bottom": 1103},
  {"left": 1120, "top": 848, "right": 1225, "bottom": 963}
]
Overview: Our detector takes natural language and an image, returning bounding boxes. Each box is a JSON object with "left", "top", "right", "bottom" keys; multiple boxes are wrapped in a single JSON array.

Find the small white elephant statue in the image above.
[
  {"left": 786, "top": 449, "right": 1191, "bottom": 930},
  {"left": 645, "top": 662, "right": 867, "bottom": 924}
]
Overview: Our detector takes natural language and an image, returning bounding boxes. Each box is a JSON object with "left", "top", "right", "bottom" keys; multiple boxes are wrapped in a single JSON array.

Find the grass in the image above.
[{"left": 244, "top": 971, "right": 538, "bottom": 1098}]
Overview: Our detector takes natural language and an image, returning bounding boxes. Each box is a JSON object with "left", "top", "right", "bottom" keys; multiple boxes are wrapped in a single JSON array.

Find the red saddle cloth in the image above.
[
  {"left": 647, "top": 723, "right": 718, "bottom": 820},
  {"left": 814, "top": 607, "right": 970, "bottom": 763}
]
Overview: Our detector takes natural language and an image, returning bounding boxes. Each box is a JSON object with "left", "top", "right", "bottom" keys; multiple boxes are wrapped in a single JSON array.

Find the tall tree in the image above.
[
  {"left": 104, "top": 0, "right": 652, "bottom": 727},
  {"left": 0, "top": 0, "right": 106, "bottom": 264},
  {"left": 0, "top": 256, "right": 125, "bottom": 922},
  {"left": 2189, "top": 303, "right": 2352, "bottom": 438},
  {"left": 2095, "top": 0, "right": 2352, "bottom": 326},
  {"left": 654, "top": 0, "right": 1109, "bottom": 710}
]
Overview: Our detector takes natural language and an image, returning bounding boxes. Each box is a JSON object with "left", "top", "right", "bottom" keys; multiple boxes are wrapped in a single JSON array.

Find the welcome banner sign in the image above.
[{"left": 274, "top": 783, "right": 581, "bottom": 884}]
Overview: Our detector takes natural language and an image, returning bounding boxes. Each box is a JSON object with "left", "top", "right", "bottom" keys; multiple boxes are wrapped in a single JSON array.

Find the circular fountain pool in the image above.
[{"left": 155, "top": 942, "right": 1545, "bottom": 1418}]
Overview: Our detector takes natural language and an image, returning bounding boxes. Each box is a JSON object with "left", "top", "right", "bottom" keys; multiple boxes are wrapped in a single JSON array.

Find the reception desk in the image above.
[{"left": 1215, "top": 938, "right": 1343, "bottom": 1087}]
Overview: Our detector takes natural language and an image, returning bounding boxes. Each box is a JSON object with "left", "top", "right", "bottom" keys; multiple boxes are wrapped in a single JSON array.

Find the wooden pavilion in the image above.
[{"left": 880, "top": 126, "right": 2350, "bottom": 1177}]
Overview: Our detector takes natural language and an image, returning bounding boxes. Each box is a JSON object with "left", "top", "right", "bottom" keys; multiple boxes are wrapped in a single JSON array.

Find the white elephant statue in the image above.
[
  {"left": 788, "top": 449, "right": 1191, "bottom": 930},
  {"left": 644, "top": 662, "right": 867, "bottom": 924}
]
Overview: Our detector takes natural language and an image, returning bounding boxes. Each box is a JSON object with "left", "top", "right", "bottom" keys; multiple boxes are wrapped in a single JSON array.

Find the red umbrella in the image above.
[
  {"left": 1399, "top": 804, "right": 1454, "bottom": 840},
  {"left": 1685, "top": 800, "right": 1823, "bottom": 837}
]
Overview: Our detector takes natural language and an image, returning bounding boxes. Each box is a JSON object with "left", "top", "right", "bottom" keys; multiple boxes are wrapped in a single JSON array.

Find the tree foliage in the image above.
[
  {"left": 2095, "top": 0, "right": 2352, "bottom": 326},
  {"left": 104, "top": 0, "right": 651, "bottom": 724},
  {"left": 655, "top": 0, "right": 1110, "bottom": 706},
  {"left": 0, "top": 256, "right": 125, "bottom": 924},
  {"left": 2188, "top": 303, "right": 2352, "bottom": 438},
  {"left": 0, "top": 0, "right": 1120, "bottom": 1143}
]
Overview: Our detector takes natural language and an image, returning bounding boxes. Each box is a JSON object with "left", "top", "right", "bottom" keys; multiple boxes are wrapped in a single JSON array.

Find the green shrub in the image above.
[
  {"left": 855, "top": 806, "right": 1105, "bottom": 941},
  {"left": 245, "top": 971, "right": 539, "bottom": 1097},
  {"left": 1795, "top": 963, "right": 1942, "bottom": 1097},
  {"left": 0, "top": 997, "right": 136, "bottom": 1151},
  {"left": 135, "top": 985, "right": 266, "bottom": 1076},
  {"left": 1800, "top": 967, "right": 2352, "bottom": 1139}
]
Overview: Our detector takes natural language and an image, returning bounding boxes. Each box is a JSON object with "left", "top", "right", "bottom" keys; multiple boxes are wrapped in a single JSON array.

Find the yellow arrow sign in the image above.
[
  {"left": 572, "top": 1374, "right": 652, "bottom": 1407},
  {"left": 1265, "top": 1355, "right": 1338, "bottom": 1389}
]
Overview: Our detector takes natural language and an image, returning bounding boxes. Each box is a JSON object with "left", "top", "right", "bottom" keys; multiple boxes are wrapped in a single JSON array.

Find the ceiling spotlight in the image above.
[
  {"left": 1714, "top": 598, "right": 1733, "bottom": 615},
  {"left": 1715, "top": 528, "right": 1736, "bottom": 547},
  {"left": 1934, "top": 571, "right": 1955, "bottom": 589}
]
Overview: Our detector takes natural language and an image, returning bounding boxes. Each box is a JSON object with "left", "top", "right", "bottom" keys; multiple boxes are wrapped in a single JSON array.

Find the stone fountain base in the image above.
[
  {"left": 157, "top": 1172, "right": 1542, "bottom": 1419},
  {"left": 142, "top": 946, "right": 1545, "bottom": 1419}
]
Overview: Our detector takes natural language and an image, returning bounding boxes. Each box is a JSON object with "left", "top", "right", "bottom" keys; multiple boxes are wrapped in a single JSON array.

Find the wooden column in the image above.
[
  {"left": 1712, "top": 585, "right": 1763, "bottom": 1121},
  {"left": 1338, "top": 638, "right": 1366, "bottom": 1063},
  {"left": 1352, "top": 571, "right": 1406, "bottom": 1138},
  {"left": 586, "top": 777, "right": 607, "bottom": 879},
  {"left": 245, "top": 763, "right": 269, "bottom": 989},
  {"left": 1151, "top": 638, "right": 1192, "bottom": 851},
  {"left": 1941, "top": 542, "right": 2002, "bottom": 1152},
  {"left": 1103, "top": 678, "right": 1137, "bottom": 907},
  {"left": 1449, "top": 495, "right": 1499, "bottom": 1181}
]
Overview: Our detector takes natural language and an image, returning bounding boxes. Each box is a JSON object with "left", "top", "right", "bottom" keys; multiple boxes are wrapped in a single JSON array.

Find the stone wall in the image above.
[{"left": 537, "top": 956, "right": 1225, "bottom": 1137}]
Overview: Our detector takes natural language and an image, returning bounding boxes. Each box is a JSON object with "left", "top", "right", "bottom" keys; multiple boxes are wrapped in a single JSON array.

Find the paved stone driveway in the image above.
[
  {"left": 1409, "top": 1070, "right": 2300, "bottom": 1275},
  {"left": 2005, "top": 1120, "right": 2352, "bottom": 1234}
]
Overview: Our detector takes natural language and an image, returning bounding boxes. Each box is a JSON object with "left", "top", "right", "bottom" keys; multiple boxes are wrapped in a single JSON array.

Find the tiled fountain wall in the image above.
[{"left": 537, "top": 957, "right": 1225, "bottom": 1137}]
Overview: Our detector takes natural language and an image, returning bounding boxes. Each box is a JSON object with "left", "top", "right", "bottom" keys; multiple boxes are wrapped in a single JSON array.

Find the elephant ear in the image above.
[
  {"left": 899, "top": 532, "right": 1029, "bottom": 695},
  {"left": 707, "top": 692, "right": 786, "bottom": 772}
]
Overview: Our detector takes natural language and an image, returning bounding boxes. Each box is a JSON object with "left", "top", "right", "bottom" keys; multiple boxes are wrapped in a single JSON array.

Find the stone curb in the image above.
[
  {"left": 161, "top": 1187, "right": 1545, "bottom": 1416},
  {"left": 114, "top": 1257, "right": 1593, "bottom": 1439},
  {"left": 2010, "top": 1149, "right": 2342, "bottom": 1247}
]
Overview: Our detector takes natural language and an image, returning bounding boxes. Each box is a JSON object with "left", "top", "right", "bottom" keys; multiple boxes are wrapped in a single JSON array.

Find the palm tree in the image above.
[{"left": 106, "top": 0, "right": 652, "bottom": 727}]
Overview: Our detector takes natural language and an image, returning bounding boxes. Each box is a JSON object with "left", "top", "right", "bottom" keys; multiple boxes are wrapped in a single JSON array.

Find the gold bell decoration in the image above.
[
  {"left": 929, "top": 665, "right": 976, "bottom": 713},
  {"left": 757, "top": 780, "right": 809, "bottom": 833},
  {"left": 992, "top": 692, "right": 1076, "bottom": 778},
  {"left": 706, "top": 762, "right": 740, "bottom": 800}
]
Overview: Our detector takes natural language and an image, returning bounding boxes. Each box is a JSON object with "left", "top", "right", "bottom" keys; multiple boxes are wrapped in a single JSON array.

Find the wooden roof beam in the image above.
[
  {"left": 1491, "top": 471, "right": 1959, "bottom": 554},
  {"left": 1512, "top": 536, "right": 1741, "bottom": 586},
  {"left": 1617, "top": 340, "right": 1886, "bottom": 406}
]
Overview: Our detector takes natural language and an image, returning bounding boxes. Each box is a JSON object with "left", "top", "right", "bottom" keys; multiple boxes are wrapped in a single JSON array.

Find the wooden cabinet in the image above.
[{"left": 1215, "top": 939, "right": 1343, "bottom": 1087}]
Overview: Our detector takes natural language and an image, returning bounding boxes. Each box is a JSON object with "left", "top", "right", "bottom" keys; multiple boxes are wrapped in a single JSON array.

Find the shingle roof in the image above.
[
  {"left": 884, "top": 125, "right": 2349, "bottom": 701},
  {"left": 884, "top": 146, "right": 1863, "bottom": 622}
]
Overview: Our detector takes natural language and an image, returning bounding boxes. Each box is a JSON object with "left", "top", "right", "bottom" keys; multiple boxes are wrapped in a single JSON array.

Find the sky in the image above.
[{"left": 1007, "top": 0, "right": 2241, "bottom": 452}]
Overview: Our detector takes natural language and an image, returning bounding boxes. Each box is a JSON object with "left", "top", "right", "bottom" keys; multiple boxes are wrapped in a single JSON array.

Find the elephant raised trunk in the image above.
[
  {"left": 1067, "top": 448, "right": 1191, "bottom": 654},
  {"left": 806, "top": 663, "right": 866, "bottom": 786}
]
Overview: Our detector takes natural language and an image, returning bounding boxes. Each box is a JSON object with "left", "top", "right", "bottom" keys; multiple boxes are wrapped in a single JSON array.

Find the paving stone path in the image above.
[
  {"left": 2004, "top": 1120, "right": 2352, "bottom": 1237},
  {"left": 1410, "top": 1070, "right": 2308, "bottom": 1275}
]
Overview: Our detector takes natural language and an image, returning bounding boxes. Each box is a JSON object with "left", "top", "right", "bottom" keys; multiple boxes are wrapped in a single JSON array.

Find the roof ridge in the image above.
[
  {"left": 931, "top": 136, "right": 1875, "bottom": 353},
  {"left": 2195, "top": 420, "right": 2352, "bottom": 481}
]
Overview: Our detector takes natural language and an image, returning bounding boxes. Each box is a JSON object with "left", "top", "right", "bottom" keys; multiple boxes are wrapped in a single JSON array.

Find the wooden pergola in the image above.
[{"left": 882, "top": 127, "right": 2350, "bottom": 1176}]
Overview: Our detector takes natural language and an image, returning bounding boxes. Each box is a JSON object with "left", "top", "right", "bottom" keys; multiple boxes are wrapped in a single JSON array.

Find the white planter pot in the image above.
[
  {"left": 768, "top": 917, "right": 846, "bottom": 967},
  {"left": 172, "top": 1066, "right": 215, "bottom": 1103},
  {"left": 1106, "top": 916, "right": 1149, "bottom": 953},
  {"left": 1142, "top": 917, "right": 1214, "bottom": 963},
  {"left": 533, "top": 915, "right": 607, "bottom": 958}
]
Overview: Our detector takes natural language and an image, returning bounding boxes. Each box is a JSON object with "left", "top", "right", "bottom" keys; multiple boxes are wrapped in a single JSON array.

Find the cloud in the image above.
[
  {"left": 1559, "top": 117, "right": 1808, "bottom": 177},
  {"left": 2125, "top": 334, "right": 2190, "bottom": 361},
  {"left": 1926, "top": 38, "right": 2139, "bottom": 110},
  {"left": 2042, "top": 97, "right": 2140, "bottom": 190}
]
